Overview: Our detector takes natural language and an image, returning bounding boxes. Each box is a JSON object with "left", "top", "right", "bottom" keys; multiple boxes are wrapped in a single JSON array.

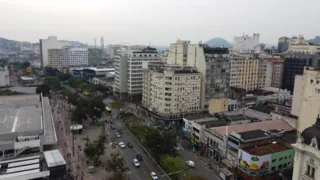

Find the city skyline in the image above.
[{"left": 0, "top": 0, "right": 319, "bottom": 45}]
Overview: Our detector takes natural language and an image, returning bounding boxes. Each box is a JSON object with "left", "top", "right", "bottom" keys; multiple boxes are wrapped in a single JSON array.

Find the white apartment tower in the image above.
[
  {"left": 232, "top": 33, "right": 261, "bottom": 54},
  {"left": 40, "top": 36, "right": 71, "bottom": 67},
  {"left": 63, "top": 47, "right": 88, "bottom": 67},
  {"left": 113, "top": 47, "right": 161, "bottom": 100},
  {"left": 142, "top": 67, "right": 201, "bottom": 117},
  {"left": 167, "top": 40, "right": 190, "bottom": 65},
  {"left": 48, "top": 49, "right": 63, "bottom": 68}
]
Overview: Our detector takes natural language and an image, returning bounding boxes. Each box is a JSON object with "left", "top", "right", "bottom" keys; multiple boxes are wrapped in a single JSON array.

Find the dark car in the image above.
[
  {"left": 127, "top": 142, "right": 133, "bottom": 148},
  {"left": 110, "top": 120, "right": 114, "bottom": 124},
  {"left": 110, "top": 125, "right": 115, "bottom": 129},
  {"left": 136, "top": 154, "right": 142, "bottom": 161},
  {"left": 104, "top": 120, "right": 109, "bottom": 123},
  {"left": 118, "top": 129, "right": 123, "bottom": 134}
]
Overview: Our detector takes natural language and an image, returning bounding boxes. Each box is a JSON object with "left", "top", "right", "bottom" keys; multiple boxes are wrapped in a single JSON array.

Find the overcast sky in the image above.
[{"left": 0, "top": 0, "right": 319, "bottom": 46}]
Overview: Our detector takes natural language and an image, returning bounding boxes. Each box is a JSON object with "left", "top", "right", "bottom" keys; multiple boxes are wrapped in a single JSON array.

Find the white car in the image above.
[
  {"left": 150, "top": 172, "right": 158, "bottom": 180},
  {"left": 116, "top": 133, "right": 121, "bottom": 138},
  {"left": 118, "top": 142, "right": 125, "bottom": 148},
  {"left": 132, "top": 158, "right": 140, "bottom": 167},
  {"left": 186, "top": 160, "right": 195, "bottom": 167}
]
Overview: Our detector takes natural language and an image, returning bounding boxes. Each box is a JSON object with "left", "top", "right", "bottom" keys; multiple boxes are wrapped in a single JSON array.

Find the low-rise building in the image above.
[
  {"left": 203, "top": 120, "right": 294, "bottom": 161},
  {"left": 0, "top": 66, "right": 9, "bottom": 87},
  {"left": 224, "top": 114, "right": 250, "bottom": 125}
]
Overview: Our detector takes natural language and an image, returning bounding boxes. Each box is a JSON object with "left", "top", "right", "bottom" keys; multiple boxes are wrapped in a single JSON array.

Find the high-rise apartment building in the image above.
[
  {"left": 40, "top": 36, "right": 71, "bottom": 67},
  {"left": 142, "top": 66, "right": 201, "bottom": 118},
  {"left": 167, "top": 40, "right": 230, "bottom": 108},
  {"left": 48, "top": 47, "right": 88, "bottom": 67},
  {"left": 230, "top": 54, "right": 260, "bottom": 91},
  {"left": 88, "top": 48, "right": 102, "bottom": 65},
  {"left": 167, "top": 40, "right": 190, "bottom": 65},
  {"left": 48, "top": 49, "right": 63, "bottom": 68},
  {"left": 232, "top": 33, "right": 262, "bottom": 54},
  {"left": 278, "top": 36, "right": 292, "bottom": 53},
  {"left": 113, "top": 47, "right": 161, "bottom": 100},
  {"left": 63, "top": 47, "right": 88, "bottom": 67}
]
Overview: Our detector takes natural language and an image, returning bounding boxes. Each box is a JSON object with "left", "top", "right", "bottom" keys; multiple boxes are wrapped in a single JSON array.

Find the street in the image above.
[{"left": 104, "top": 113, "right": 165, "bottom": 180}]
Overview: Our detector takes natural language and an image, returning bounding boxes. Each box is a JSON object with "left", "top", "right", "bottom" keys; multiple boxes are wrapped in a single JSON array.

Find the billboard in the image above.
[{"left": 238, "top": 149, "right": 271, "bottom": 172}]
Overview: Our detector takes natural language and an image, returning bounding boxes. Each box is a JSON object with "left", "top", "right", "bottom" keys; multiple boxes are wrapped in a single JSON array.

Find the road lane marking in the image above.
[{"left": 11, "top": 109, "right": 20, "bottom": 132}]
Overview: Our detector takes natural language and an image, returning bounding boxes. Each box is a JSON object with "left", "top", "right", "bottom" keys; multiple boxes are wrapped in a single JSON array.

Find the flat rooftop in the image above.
[
  {"left": 197, "top": 119, "right": 228, "bottom": 128},
  {"left": 243, "top": 143, "right": 289, "bottom": 156},
  {"left": 226, "top": 114, "right": 248, "bottom": 121},
  {"left": 0, "top": 95, "right": 42, "bottom": 135},
  {"left": 184, "top": 113, "right": 215, "bottom": 121},
  {"left": 237, "top": 130, "right": 268, "bottom": 140}
]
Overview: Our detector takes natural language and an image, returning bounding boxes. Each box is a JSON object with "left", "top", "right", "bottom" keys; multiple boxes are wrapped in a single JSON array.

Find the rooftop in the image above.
[
  {"left": 0, "top": 95, "right": 42, "bottom": 136},
  {"left": 20, "top": 76, "right": 34, "bottom": 81},
  {"left": 237, "top": 130, "right": 268, "bottom": 140},
  {"left": 196, "top": 119, "right": 228, "bottom": 128},
  {"left": 243, "top": 142, "right": 289, "bottom": 156},
  {"left": 86, "top": 67, "right": 115, "bottom": 72},
  {"left": 184, "top": 113, "right": 215, "bottom": 121},
  {"left": 226, "top": 114, "right": 248, "bottom": 121},
  {"left": 207, "top": 119, "right": 294, "bottom": 136}
]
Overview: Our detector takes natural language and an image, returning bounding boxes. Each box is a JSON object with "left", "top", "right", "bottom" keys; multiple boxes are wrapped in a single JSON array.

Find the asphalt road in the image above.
[{"left": 103, "top": 113, "right": 164, "bottom": 180}]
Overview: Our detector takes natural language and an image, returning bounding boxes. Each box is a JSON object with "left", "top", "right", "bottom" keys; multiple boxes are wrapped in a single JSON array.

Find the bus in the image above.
[
  {"left": 83, "top": 91, "right": 89, "bottom": 96},
  {"left": 105, "top": 107, "right": 111, "bottom": 114}
]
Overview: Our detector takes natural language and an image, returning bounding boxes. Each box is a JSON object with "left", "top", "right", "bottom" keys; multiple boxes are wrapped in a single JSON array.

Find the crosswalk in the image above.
[{"left": 104, "top": 121, "right": 124, "bottom": 129}]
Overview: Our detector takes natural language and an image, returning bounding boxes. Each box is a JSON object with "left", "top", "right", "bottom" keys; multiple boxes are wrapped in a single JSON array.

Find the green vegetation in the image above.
[
  {"left": 160, "top": 156, "right": 188, "bottom": 179},
  {"left": 184, "top": 175, "right": 207, "bottom": 180},
  {"left": 83, "top": 127, "right": 107, "bottom": 164},
  {"left": 105, "top": 152, "right": 129, "bottom": 180},
  {"left": 0, "top": 89, "right": 23, "bottom": 96},
  {"left": 11, "top": 61, "right": 30, "bottom": 69}
]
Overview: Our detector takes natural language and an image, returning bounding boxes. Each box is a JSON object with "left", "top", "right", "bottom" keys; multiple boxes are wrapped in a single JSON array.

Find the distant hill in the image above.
[
  {"left": 205, "top": 38, "right": 231, "bottom": 47},
  {"left": 308, "top": 36, "right": 320, "bottom": 43}
]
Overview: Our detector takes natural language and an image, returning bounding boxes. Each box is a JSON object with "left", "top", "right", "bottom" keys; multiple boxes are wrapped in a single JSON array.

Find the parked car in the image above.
[
  {"left": 118, "top": 142, "right": 125, "bottom": 148},
  {"left": 117, "top": 129, "right": 123, "bottom": 134},
  {"left": 110, "top": 125, "right": 115, "bottom": 130},
  {"left": 136, "top": 154, "right": 142, "bottom": 161},
  {"left": 110, "top": 120, "right": 114, "bottom": 124},
  {"left": 186, "top": 161, "right": 195, "bottom": 167},
  {"left": 127, "top": 142, "right": 133, "bottom": 148},
  {"left": 132, "top": 158, "right": 140, "bottom": 167},
  {"left": 150, "top": 172, "right": 158, "bottom": 180},
  {"left": 116, "top": 133, "right": 121, "bottom": 138}
]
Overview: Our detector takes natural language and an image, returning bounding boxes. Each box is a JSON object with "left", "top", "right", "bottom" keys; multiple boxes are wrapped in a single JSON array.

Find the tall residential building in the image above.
[
  {"left": 232, "top": 33, "right": 261, "bottom": 54},
  {"left": 230, "top": 54, "right": 260, "bottom": 91},
  {"left": 167, "top": 41, "right": 230, "bottom": 108},
  {"left": 107, "top": 45, "right": 122, "bottom": 58},
  {"left": 48, "top": 49, "right": 63, "bottom": 68},
  {"left": 63, "top": 47, "right": 88, "bottom": 67},
  {"left": 283, "top": 51, "right": 320, "bottom": 93},
  {"left": 167, "top": 40, "right": 190, "bottom": 65},
  {"left": 142, "top": 66, "right": 201, "bottom": 118},
  {"left": 40, "top": 36, "right": 71, "bottom": 67},
  {"left": 88, "top": 48, "right": 102, "bottom": 65},
  {"left": 113, "top": 47, "right": 161, "bottom": 100},
  {"left": 258, "top": 56, "right": 284, "bottom": 88},
  {"left": 100, "top": 37, "right": 104, "bottom": 54},
  {"left": 295, "top": 67, "right": 320, "bottom": 133},
  {"left": 278, "top": 36, "right": 292, "bottom": 53}
]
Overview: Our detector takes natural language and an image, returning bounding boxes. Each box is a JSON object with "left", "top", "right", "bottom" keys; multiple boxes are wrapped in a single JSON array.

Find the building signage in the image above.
[
  {"left": 16, "top": 136, "right": 39, "bottom": 142},
  {"left": 238, "top": 149, "right": 271, "bottom": 172}
]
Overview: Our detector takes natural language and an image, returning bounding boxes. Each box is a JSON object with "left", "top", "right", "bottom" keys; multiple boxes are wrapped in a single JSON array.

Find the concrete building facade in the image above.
[
  {"left": 0, "top": 66, "right": 9, "bottom": 87},
  {"left": 113, "top": 47, "right": 161, "bottom": 101},
  {"left": 40, "top": 36, "right": 71, "bottom": 67},
  {"left": 230, "top": 54, "right": 260, "bottom": 91},
  {"left": 167, "top": 40, "right": 190, "bottom": 65},
  {"left": 232, "top": 33, "right": 261, "bottom": 54},
  {"left": 278, "top": 36, "right": 292, "bottom": 53},
  {"left": 142, "top": 66, "right": 201, "bottom": 117},
  {"left": 48, "top": 49, "right": 63, "bottom": 68},
  {"left": 296, "top": 67, "right": 320, "bottom": 133},
  {"left": 88, "top": 48, "right": 102, "bottom": 65}
]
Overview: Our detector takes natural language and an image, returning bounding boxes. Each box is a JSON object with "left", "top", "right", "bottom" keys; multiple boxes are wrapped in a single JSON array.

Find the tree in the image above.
[
  {"left": 71, "top": 105, "right": 87, "bottom": 124},
  {"left": 83, "top": 128, "right": 107, "bottom": 164},
  {"left": 43, "top": 76, "right": 61, "bottom": 90},
  {"left": 58, "top": 73, "right": 72, "bottom": 81},
  {"left": 36, "top": 84, "right": 51, "bottom": 96},
  {"left": 184, "top": 175, "right": 206, "bottom": 180},
  {"left": 105, "top": 152, "right": 129, "bottom": 179},
  {"left": 44, "top": 67, "right": 59, "bottom": 76},
  {"left": 160, "top": 156, "right": 188, "bottom": 180},
  {"left": 21, "top": 61, "right": 30, "bottom": 69},
  {"left": 111, "top": 101, "right": 123, "bottom": 119}
]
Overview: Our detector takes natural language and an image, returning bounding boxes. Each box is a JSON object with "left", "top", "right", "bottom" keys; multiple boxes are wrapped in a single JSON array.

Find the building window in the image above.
[{"left": 306, "top": 165, "right": 311, "bottom": 176}]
